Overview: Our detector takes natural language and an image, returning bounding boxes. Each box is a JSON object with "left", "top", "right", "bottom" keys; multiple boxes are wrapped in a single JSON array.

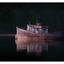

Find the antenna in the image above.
[
  {"left": 36, "top": 14, "right": 38, "bottom": 24},
  {"left": 29, "top": 22, "right": 30, "bottom": 25}
]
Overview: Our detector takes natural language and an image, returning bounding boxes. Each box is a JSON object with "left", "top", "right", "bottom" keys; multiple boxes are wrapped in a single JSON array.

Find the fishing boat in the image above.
[{"left": 15, "top": 22, "right": 64, "bottom": 41}]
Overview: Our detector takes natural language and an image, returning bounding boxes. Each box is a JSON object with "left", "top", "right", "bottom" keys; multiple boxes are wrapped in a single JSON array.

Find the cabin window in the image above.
[
  {"left": 44, "top": 28, "right": 46, "bottom": 31},
  {"left": 43, "top": 28, "right": 46, "bottom": 33},
  {"left": 38, "top": 29, "right": 42, "bottom": 34},
  {"left": 37, "top": 28, "right": 38, "bottom": 31},
  {"left": 33, "top": 28, "right": 36, "bottom": 33}
]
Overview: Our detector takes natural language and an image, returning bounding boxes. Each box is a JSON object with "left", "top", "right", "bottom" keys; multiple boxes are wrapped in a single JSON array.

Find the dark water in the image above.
[{"left": 0, "top": 36, "right": 64, "bottom": 61}]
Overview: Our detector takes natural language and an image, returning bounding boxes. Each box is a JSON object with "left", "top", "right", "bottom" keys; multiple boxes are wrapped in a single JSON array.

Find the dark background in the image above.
[{"left": 0, "top": 3, "right": 64, "bottom": 33}]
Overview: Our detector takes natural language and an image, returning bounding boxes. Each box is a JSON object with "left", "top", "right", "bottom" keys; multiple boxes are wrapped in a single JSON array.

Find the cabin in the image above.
[{"left": 27, "top": 23, "right": 48, "bottom": 34}]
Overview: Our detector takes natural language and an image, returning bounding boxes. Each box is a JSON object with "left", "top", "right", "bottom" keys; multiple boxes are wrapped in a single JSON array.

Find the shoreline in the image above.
[{"left": 0, "top": 34, "right": 15, "bottom": 36}]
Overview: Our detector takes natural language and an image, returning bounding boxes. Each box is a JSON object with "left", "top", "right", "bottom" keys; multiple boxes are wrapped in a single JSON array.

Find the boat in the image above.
[{"left": 15, "top": 22, "right": 64, "bottom": 41}]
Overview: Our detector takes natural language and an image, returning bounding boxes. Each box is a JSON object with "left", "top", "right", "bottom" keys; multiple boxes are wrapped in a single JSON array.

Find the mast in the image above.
[
  {"left": 29, "top": 21, "right": 30, "bottom": 25},
  {"left": 36, "top": 14, "right": 38, "bottom": 24},
  {"left": 36, "top": 14, "right": 40, "bottom": 23},
  {"left": 36, "top": 14, "right": 38, "bottom": 25}
]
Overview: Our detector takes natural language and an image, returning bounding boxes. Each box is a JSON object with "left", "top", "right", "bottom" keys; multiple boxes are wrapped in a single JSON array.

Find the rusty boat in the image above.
[{"left": 15, "top": 22, "right": 64, "bottom": 41}]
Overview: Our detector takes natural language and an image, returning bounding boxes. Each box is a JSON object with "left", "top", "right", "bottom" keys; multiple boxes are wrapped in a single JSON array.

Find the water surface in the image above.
[
  {"left": 16, "top": 39, "right": 64, "bottom": 61},
  {"left": 0, "top": 36, "right": 64, "bottom": 61}
]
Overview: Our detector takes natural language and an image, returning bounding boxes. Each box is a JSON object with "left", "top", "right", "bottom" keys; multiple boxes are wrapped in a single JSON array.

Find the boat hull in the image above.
[{"left": 16, "top": 27, "right": 64, "bottom": 41}]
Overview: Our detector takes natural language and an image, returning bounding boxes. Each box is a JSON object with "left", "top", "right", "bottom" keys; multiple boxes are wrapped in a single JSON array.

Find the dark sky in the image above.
[{"left": 0, "top": 3, "right": 64, "bottom": 32}]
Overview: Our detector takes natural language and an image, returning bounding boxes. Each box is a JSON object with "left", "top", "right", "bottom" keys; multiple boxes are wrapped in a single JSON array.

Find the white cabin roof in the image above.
[{"left": 27, "top": 24, "right": 48, "bottom": 28}]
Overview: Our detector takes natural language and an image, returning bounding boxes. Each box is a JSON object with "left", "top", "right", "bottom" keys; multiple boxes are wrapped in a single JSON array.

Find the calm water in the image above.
[{"left": 0, "top": 36, "right": 64, "bottom": 61}]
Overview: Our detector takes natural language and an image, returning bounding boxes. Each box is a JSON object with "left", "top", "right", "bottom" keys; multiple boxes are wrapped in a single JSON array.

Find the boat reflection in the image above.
[{"left": 15, "top": 39, "right": 61, "bottom": 54}]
